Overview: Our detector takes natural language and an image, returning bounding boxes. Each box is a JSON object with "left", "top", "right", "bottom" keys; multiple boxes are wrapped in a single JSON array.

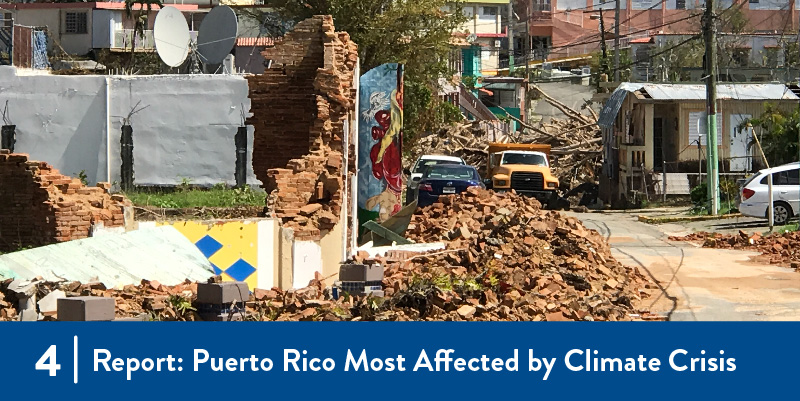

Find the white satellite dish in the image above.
[
  {"left": 153, "top": 6, "right": 191, "bottom": 67},
  {"left": 197, "top": 5, "right": 238, "bottom": 65}
]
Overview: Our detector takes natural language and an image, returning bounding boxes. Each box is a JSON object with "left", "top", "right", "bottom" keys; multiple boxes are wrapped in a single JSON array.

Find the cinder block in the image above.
[
  {"left": 57, "top": 297, "right": 115, "bottom": 321},
  {"left": 196, "top": 282, "right": 250, "bottom": 305},
  {"left": 339, "top": 264, "right": 383, "bottom": 282}
]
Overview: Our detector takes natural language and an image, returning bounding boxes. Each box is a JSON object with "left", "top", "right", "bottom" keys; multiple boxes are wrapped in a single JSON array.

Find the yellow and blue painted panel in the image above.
[{"left": 157, "top": 221, "right": 259, "bottom": 290}]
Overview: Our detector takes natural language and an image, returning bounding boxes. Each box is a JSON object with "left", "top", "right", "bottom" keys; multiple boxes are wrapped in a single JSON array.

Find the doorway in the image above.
[{"left": 653, "top": 117, "right": 663, "bottom": 172}]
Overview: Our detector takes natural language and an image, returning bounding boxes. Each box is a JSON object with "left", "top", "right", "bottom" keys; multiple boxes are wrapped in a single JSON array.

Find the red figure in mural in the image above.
[{"left": 366, "top": 89, "right": 404, "bottom": 219}]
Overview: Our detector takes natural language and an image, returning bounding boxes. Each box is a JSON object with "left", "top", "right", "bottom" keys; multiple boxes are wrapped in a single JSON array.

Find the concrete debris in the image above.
[
  {"left": 37, "top": 289, "right": 65, "bottom": 317},
  {"left": 0, "top": 226, "right": 215, "bottom": 288},
  {"left": 670, "top": 230, "right": 800, "bottom": 268}
]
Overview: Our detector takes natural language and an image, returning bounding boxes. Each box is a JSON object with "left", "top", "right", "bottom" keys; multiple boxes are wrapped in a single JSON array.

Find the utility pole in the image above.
[
  {"left": 613, "top": 0, "right": 620, "bottom": 82},
  {"left": 508, "top": 0, "right": 514, "bottom": 74},
  {"left": 525, "top": 15, "right": 530, "bottom": 80},
  {"left": 703, "top": 0, "right": 720, "bottom": 215},
  {"left": 599, "top": 7, "right": 608, "bottom": 76}
]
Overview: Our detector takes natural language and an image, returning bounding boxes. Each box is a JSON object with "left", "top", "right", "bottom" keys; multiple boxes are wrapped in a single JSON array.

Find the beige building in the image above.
[
  {"left": 455, "top": 0, "right": 510, "bottom": 76},
  {"left": 598, "top": 83, "right": 799, "bottom": 204}
]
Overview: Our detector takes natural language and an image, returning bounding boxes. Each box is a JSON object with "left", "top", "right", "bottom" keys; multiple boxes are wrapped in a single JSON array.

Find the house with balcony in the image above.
[{"left": 0, "top": 2, "right": 200, "bottom": 57}]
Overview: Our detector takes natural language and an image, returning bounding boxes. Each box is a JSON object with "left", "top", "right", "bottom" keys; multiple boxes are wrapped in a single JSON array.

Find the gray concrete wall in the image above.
[{"left": 0, "top": 66, "right": 259, "bottom": 187}]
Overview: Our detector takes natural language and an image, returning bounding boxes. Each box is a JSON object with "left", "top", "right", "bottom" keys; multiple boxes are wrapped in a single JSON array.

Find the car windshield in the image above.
[
  {"left": 413, "top": 159, "right": 461, "bottom": 173},
  {"left": 501, "top": 153, "right": 547, "bottom": 166},
  {"left": 423, "top": 166, "right": 477, "bottom": 180}
]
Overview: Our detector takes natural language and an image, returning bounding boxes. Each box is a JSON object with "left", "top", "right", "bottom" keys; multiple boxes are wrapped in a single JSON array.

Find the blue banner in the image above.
[{"left": 1, "top": 322, "right": 797, "bottom": 399}]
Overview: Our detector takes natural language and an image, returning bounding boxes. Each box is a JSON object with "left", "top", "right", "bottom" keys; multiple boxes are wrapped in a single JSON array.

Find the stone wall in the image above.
[
  {"left": 0, "top": 150, "right": 130, "bottom": 252},
  {"left": 246, "top": 16, "right": 358, "bottom": 241}
]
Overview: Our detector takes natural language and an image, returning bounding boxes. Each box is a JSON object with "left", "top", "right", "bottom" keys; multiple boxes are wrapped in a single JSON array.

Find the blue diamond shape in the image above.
[
  {"left": 195, "top": 235, "right": 223, "bottom": 258},
  {"left": 225, "top": 259, "right": 256, "bottom": 282},
  {"left": 211, "top": 263, "right": 222, "bottom": 275}
]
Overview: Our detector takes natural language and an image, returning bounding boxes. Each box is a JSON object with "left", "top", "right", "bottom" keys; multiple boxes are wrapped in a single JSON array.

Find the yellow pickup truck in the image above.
[{"left": 486, "top": 143, "right": 561, "bottom": 207}]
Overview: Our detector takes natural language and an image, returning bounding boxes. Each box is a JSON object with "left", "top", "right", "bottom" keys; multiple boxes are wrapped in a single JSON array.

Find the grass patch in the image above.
[
  {"left": 774, "top": 222, "right": 799, "bottom": 234},
  {"left": 688, "top": 201, "right": 738, "bottom": 216},
  {"left": 125, "top": 184, "right": 265, "bottom": 208}
]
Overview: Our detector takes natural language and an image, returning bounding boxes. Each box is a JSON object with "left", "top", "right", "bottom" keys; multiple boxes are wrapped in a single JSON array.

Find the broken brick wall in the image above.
[
  {"left": 246, "top": 16, "right": 358, "bottom": 241},
  {"left": 0, "top": 150, "right": 131, "bottom": 252}
]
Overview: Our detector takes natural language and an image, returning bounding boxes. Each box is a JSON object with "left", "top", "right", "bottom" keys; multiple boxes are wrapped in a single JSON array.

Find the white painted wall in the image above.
[
  {"left": 292, "top": 241, "right": 322, "bottom": 289},
  {"left": 0, "top": 66, "right": 259, "bottom": 187}
]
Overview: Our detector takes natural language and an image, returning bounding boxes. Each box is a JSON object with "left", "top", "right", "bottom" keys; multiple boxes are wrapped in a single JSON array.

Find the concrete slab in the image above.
[{"left": 0, "top": 226, "right": 215, "bottom": 288}]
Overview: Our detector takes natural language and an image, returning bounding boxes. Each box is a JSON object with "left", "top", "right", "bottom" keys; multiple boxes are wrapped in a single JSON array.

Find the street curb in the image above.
[{"left": 638, "top": 213, "right": 743, "bottom": 224}]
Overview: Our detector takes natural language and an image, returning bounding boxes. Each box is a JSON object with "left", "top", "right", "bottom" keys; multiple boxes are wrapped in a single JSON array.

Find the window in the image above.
[
  {"left": 481, "top": 6, "right": 498, "bottom": 16},
  {"left": 413, "top": 159, "right": 462, "bottom": 174},
  {"left": 423, "top": 166, "right": 477, "bottom": 180},
  {"left": 675, "top": 0, "right": 686, "bottom": 9},
  {"left": 749, "top": 0, "right": 759, "bottom": 3},
  {"left": 501, "top": 153, "right": 548, "bottom": 167},
  {"left": 3, "top": 13, "right": 11, "bottom": 28},
  {"left": 65, "top": 11, "right": 87, "bottom": 34},
  {"left": 731, "top": 48, "right": 750, "bottom": 67},
  {"left": 760, "top": 169, "right": 800, "bottom": 186}
]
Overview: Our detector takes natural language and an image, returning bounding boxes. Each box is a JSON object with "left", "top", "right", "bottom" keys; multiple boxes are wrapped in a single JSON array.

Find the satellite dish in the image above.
[
  {"left": 154, "top": 6, "right": 191, "bottom": 67},
  {"left": 197, "top": 6, "right": 238, "bottom": 65},
  {"left": 466, "top": 33, "right": 477, "bottom": 43}
]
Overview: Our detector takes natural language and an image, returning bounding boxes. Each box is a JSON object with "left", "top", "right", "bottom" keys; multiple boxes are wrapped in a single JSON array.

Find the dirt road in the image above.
[{"left": 569, "top": 211, "right": 800, "bottom": 321}]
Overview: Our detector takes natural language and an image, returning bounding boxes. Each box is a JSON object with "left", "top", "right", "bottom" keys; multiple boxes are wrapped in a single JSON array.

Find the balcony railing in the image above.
[{"left": 112, "top": 29, "right": 198, "bottom": 50}]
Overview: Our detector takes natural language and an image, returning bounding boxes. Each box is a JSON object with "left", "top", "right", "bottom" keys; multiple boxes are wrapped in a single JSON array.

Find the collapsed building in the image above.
[
  {"left": 0, "top": 150, "right": 131, "bottom": 253},
  {"left": 246, "top": 15, "right": 358, "bottom": 243},
  {"left": 0, "top": 16, "right": 661, "bottom": 322}
]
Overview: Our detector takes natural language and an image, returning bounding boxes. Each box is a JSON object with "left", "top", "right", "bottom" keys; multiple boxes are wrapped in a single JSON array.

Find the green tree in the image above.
[
  {"left": 746, "top": 104, "right": 799, "bottom": 166},
  {"left": 124, "top": 0, "right": 163, "bottom": 67},
  {"left": 258, "top": 0, "right": 468, "bottom": 148}
]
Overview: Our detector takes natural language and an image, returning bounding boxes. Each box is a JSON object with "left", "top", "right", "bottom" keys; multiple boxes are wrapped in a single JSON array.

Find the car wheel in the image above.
[{"left": 772, "top": 202, "right": 792, "bottom": 225}]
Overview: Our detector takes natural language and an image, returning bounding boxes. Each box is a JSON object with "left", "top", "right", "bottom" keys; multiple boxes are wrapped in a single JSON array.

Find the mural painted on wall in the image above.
[
  {"left": 357, "top": 63, "right": 404, "bottom": 235},
  {"left": 157, "top": 221, "right": 258, "bottom": 290}
]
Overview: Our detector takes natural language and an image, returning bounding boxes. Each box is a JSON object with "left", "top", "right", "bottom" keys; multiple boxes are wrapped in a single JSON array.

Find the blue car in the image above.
[{"left": 416, "top": 164, "right": 485, "bottom": 207}]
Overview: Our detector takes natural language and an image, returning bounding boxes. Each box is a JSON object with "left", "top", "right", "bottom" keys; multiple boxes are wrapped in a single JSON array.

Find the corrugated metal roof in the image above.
[
  {"left": 639, "top": 83, "right": 798, "bottom": 100},
  {"left": 597, "top": 83, "right": 643, "bottom": 128}
]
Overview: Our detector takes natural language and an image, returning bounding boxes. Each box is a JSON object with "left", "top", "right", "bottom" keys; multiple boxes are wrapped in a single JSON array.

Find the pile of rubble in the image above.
[
  {"left": 670, "top": 230, "right": 800, "bottom": 268},
  {"left": 0, "top": 278, "right": 200, "bottom": 321},
  {"left": 2, "top": 189, "right": 659, "bottom": 322},
  {"left": 408, "top": 85, "right": 601, "bottom": 189}
]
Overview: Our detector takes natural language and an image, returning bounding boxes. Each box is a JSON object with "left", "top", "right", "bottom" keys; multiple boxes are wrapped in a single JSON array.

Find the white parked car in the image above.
[
  {"left": 405, "top": 155, "right": 466, "bottom": 203},
  {"left": 738, "top": 162, "right": 800, "bottom": 225}
]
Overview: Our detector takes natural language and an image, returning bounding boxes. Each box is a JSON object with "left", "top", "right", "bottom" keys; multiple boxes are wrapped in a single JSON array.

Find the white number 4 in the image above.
[{"left": 35, "top": 345, "right": 61, "bottom": 377}]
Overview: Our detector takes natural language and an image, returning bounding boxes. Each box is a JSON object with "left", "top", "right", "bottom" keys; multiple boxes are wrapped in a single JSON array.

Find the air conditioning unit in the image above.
[{"left": 582, "top": 67, "right": 591, "bottom": 75}]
